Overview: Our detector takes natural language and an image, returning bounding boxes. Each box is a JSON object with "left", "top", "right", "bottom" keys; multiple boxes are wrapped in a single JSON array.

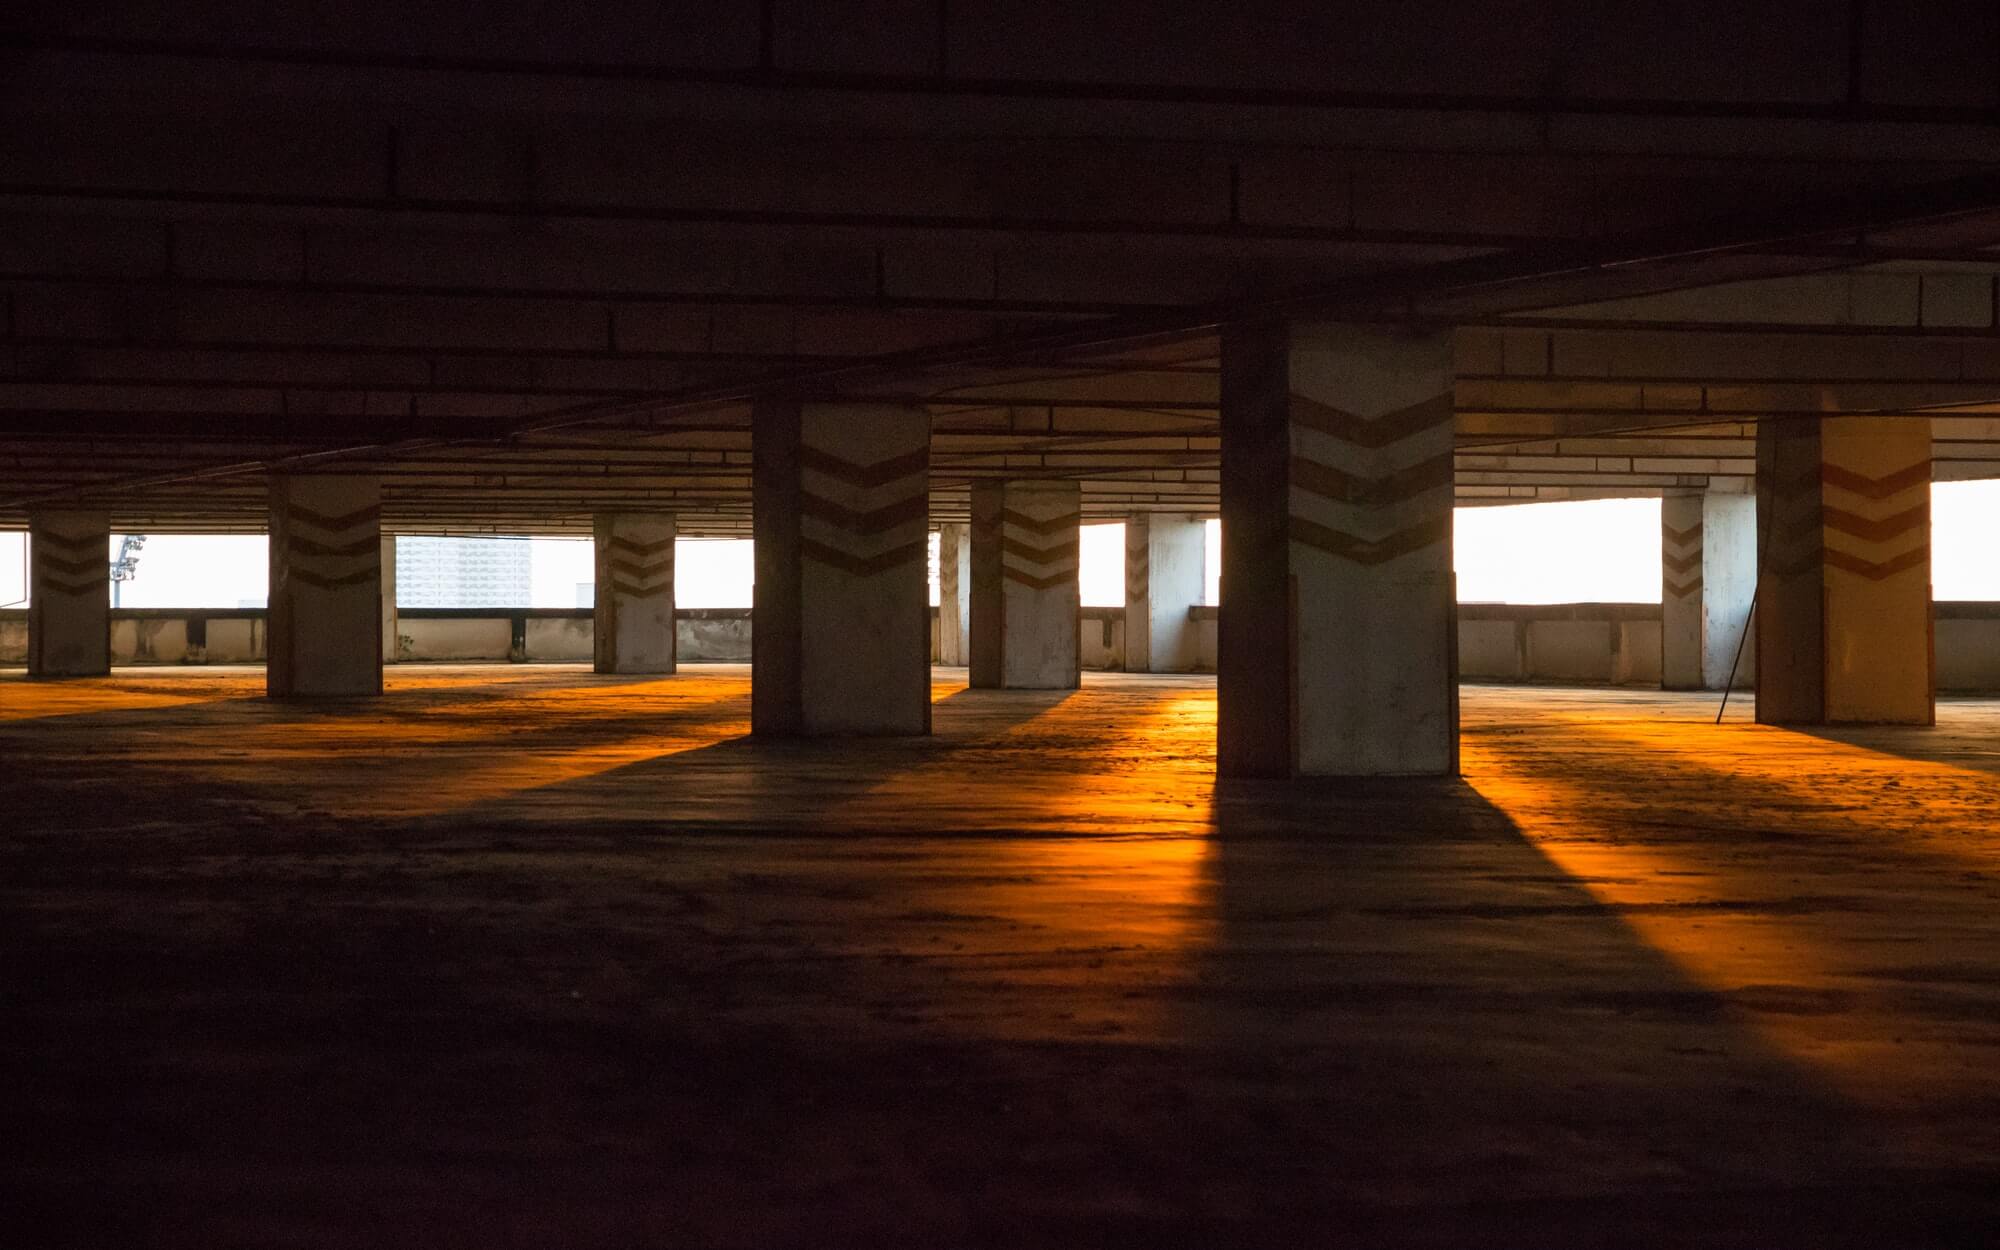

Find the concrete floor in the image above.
[{"left": 5, "top": 666, "right": 2000, "bottom": 1247}]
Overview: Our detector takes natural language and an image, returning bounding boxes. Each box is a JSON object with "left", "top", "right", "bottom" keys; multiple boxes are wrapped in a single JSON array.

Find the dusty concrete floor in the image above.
[{"left": 5, "top": 665, "right": 2000, "bottom": 1247}]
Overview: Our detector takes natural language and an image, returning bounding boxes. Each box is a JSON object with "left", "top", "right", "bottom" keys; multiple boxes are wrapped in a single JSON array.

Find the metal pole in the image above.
[{"left": 1715, "top": 586, "right": 1757, "bottom": 724}]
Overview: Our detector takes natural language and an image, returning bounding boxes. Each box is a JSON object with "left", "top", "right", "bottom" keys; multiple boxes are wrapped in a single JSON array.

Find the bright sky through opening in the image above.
[{"left": 5, "top": 484, "right": 2000, "bottom": 608}]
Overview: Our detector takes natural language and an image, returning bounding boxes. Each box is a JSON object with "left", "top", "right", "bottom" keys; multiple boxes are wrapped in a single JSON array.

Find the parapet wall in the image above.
[
  {"left": 0, "top": 608, "right": 752, "bottom": 667},
  {"left": 7, "top": 603, "right": 2000, "bottom": 691}
]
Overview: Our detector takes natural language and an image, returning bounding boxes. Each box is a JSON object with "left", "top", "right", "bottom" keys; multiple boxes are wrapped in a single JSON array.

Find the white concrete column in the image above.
[
  {"left": 267, "top": 475, "right": 383, "bottom": 698},
  {"left": 1124, "top": 512, "right": 1206, "bottom": 673},
  {"left": 1701, "top": 492, "right": 1756, "bottom": 690},
  {"left": 27, "top": 510, "right": 109, "bottom": 678},
  {"left": 936, "top": 522, "right": 970, "bottom": 666},
  {"left": 752, "top": 399, "right": 931, "bottom": 735},
  {"left": 379, "top": 536, "right": 400, "bottom": 665},
  {"left": 968, "top": 480, "right": 1081, "bottom": 690},
  {"left": 1218, "top": 322, "right": 1456, "bottom": 778},
  {"left": 1756, "top": 416, "right": 1931, "bottom": 725},
  {"left": 1659, "top": 495, "right": 1704, "bottom": 690},
  {"left": 1125, "top": 516, "right": 1152, "bottom": 673},
  {"left": 593, "top": 512, "right": 677, "bottom": 674},
  {"left": 1662, "top": 492, "right": 1758, "bottom": 691}
]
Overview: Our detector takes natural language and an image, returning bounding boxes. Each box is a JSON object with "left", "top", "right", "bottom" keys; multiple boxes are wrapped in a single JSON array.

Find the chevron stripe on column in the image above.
[
  {"left": 799, "top": 443, "right": 930, "bottom": 580},
  {"left": 1220, "top": 322, "right": 1456, "bottom": 778},
  {"left": 1756, "top": 416, "right": 1932, "bottom": 725},
  {"left": 969, "top": 480, "right": 1080, "bottom": 689},
  {"left": 1287, "top": 393, "right": 1454, "bottom": 568},
  {"left": 1659, "top": 495, "right": 1705, "bottom": 690},
  {"left": 936, "top": 522, "right": 970, "bottom": 665},
  {"left": 594, "top": 512, "right": 676, "bottom": 674},
  {"left": 1663, "top": 521, "right": 1704, "bottom": 600},
  {"left": 268, "top": 475, "right": 383, "bottom": 698},
  {"left": 1820, "top": 417, "right": 1932, "bottom": 723},
  {"left": 1123, "top": 514, "right": 1152, "bottom": 673},
  {"left": 753, "top": 400, "right": 931, "bottom": 736},
  {"left": 27, "top": 510, "right": 110, "bottom": 677}
]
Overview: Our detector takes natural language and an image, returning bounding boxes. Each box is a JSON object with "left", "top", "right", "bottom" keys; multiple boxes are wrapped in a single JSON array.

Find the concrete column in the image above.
[
  {"left": 593, "top": 512, "right": 677, "bottom": 674},
  {"left": 1701, "top": 493, "right": 1757, "bottom": 689},
  {"left": 1662, "top": 491, "right": 1758, "bottom": 691},
  {"left": 1660, "top": 495, "right": 1705, "bottom": 690},
  {"left": 936, "top": 522, "right": 970, "bottom": 665},
  {"left": 1124, "top": 512, "right": 1207, "bottom": 673},
  {"left": 1756, "top": 415, "right": 1932, "bottom": 725},
  {"left": 267, "top": 475, "right": 383, "bottom": 698},
  {"left": 968, "top": 480, "right": 1081, "bottom": 690},
  {"left": 379, "top": 536, "right": 399, "bottom": 665},
  {"left": 27, "top": 511, "right": 109, "bottom": 677},
  {"left": 752, "top": 399, "right": 930, "bottom": 735},
  {"left": 1218, "top": 322, "right": 1457, "bottom": 778}
]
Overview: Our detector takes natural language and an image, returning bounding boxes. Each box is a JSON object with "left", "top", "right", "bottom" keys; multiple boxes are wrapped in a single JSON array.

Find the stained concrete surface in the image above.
[{"left": 4, "top": 667, "right": 2000, "bottom": 1246}]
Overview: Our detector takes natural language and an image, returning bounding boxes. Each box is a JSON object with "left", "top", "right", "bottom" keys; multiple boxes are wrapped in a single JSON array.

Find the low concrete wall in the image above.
[
  {"left": 0, "top": 608, "right": 753, "bottom": 667},
  {"left": 932, "top": 606, "right": 1155, "bottom": 673},
  {"left": 1455, "top": 604, "right": 1664, "bottom": 686},
  {"left": 1, "top": 616, "right": 27, "bottom": 662},
  {"left": 1937, "top": 603, "right": 2000, "bottom": 692},
  {"left": 1079, "top": 607, "right": 1124, "bottom": 671},
  {"left": 10, "top": 603, "right": 2000, "bottom": 692}
]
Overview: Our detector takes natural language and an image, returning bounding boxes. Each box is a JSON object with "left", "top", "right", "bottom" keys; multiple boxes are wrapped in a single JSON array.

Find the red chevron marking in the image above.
[
  {"left": 33, "top": 552, "right": 104, "bottom": 578},
  {"left": 1823, "top": 544, "right": 1929, "bottom": 581},
  {"left": 798, "top": 445, "right": 928, "bottom": 489},
  {"left": 1000, "top": 507, "right": 1080, "bottom": 537},
  {"left": 287, "top": 534, "right": 379, "bottom": 561},
  {"left": 1289, "top": 514, "right": 1448, "bottom": 565},
  {"left": 800, "top": 489, "right": 929, "bottom": 537},
  {"left": 1289, "top": 391, "right": 1452, "bottom": 449},
  {"left": 289, "top": 566, "right": 378, "bottom": 591},
  {"left": 607, "top": 557, "right": 671, "bottom": 584},
  {"left": 1821, "top": 503, "right": 1926, "bottom": 545},
  {"left": 1001, "top": 536, "right": 1079, "bottom": 568},
  {"left": 1290, "top": 450, "right": 1452, "bottom": 507},
  {"left": 605, "top": 535, "right": 675, "bottom": 559},
  {"left": 1822, "top": 460, "right": 1931, "bottom": 500},
  {"left": 35, "top": 575, "right": 106, "bottom": 597},
  {"left": 284, "top": 502, "right": 380, "bottom": 533},
  {"left": 1003, "top": 567, "right": 1077, "bottom": 591},
  {"left": 800, "top": 536, "right": 927, "bottom": 578}
]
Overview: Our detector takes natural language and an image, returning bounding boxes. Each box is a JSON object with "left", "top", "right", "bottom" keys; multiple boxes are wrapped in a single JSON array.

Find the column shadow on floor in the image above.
[{"left": 1175, "top": 775, "right": 1953, "bottom": 1246}]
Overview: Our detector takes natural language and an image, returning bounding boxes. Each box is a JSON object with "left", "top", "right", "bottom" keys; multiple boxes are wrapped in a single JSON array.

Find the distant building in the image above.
[{"left": 395, "top": 537, "right": 532, "bottom": 608}]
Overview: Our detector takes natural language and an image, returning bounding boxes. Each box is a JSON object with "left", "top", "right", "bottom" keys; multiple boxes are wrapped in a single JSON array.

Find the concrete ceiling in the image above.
[{"left": 4, "top": 6, "right": 2000, "bottom": 534}]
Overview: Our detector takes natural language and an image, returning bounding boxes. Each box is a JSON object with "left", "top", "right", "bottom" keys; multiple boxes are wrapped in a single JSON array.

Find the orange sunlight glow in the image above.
[{"left": 1463, "top": 694, "right": 2000, "bottom": 1105}]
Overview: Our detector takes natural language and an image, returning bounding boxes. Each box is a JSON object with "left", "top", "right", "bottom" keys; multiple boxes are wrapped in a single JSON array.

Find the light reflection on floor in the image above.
[
  {"left": 9, "top": 667, "right": 2000, "bottom": 1241},
  {"left": 1463, "top": 686, "right": 2000, "bottom": 1109}
]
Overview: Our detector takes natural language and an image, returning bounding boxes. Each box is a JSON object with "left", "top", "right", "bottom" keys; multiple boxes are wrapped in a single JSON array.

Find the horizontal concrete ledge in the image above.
[
  {"left": 13, "top": 601, "right": 2000, "bottom": 628},
  {"left": 12, "top": 602, "right": 2000, "bottom": 692},
  {"left": 1938, "top": 601, "right": 2000, "bottom": 620},
  {"left": 1189, "top": 602, "right": 2000, "bottom": 624},
  {"left": 0, "top": 606, "right": 756, "bottom": 623},
  {"left": 1460, "top": 602, "right": 1663, "bottom": 623}
]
